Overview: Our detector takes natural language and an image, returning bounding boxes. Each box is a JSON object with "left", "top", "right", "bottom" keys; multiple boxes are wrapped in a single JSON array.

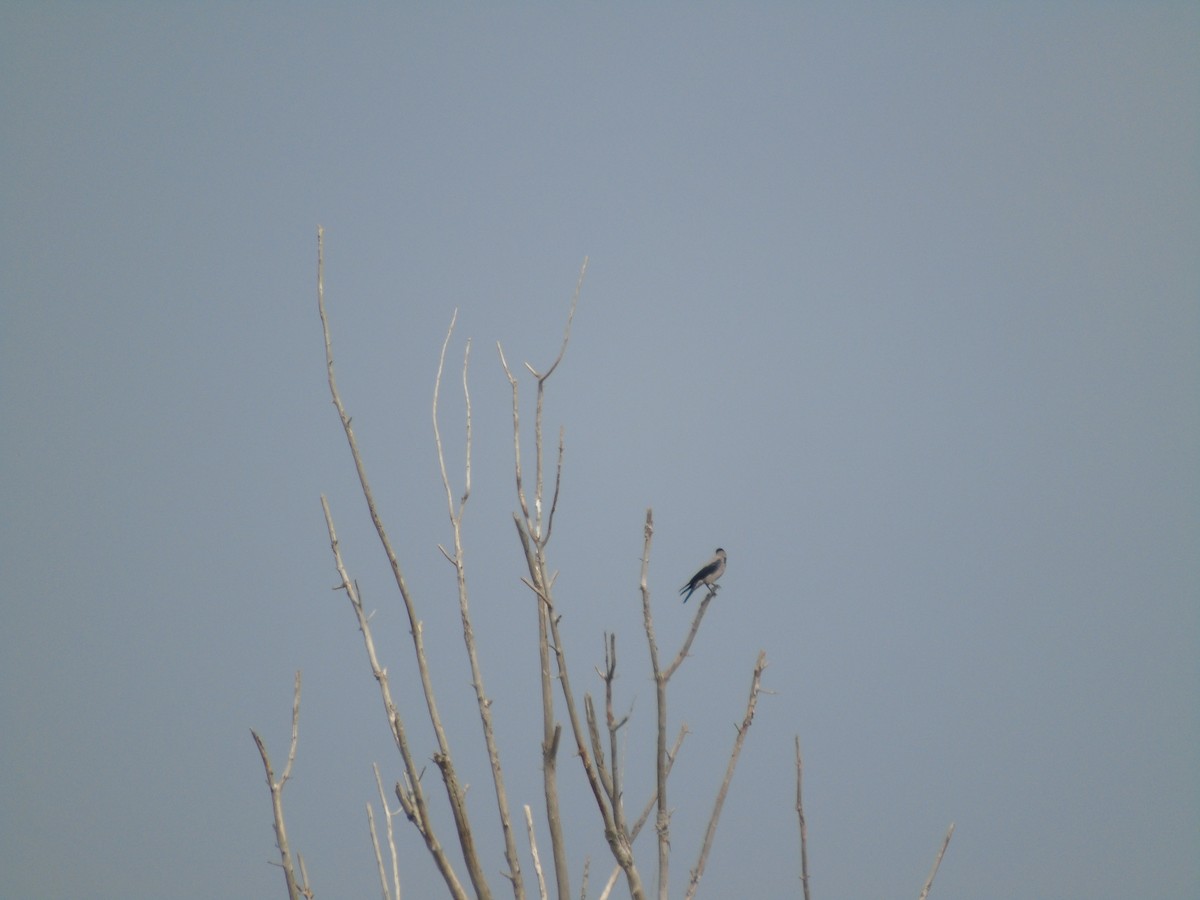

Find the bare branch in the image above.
[
  {"left": 317, "top": 229, "right": 488, "bottom": 899},
  {"left": 297, "top": 853, "right": 313, "bottom": 899},
  {"left": 251, "top": 671, "right": 306, "bottom": 900},
  {"left": 598, "top": 725, "right": 688, "bottom": 900},
  {"left": 504, "top": 256, "right": 587, "bottom": 544},
  {"left": 603, "top": 633, "right": 629, "bottom": 839},
  {"left": 661, "top": 591, "right": 716, "bottom": 683},
  {"left": 434, "top": 310, "right": 525, "bottom": 899},
  {"left": 524, "top": 806, "right": 549, "bottom": 900},
  {"left": 685, "top": 651, "right": 769, "bottom": 900},
  {"left": 433, "top": 309, "right": 463, "bottom": 519},
  {"left": 282, "top": 670, "right": 302, "bottom": 784},
  {"left": 532, "top": 379, "right": 546, "bottom": 538},
  {"left": 530, "top": 256, "right": 587, "bottom": 382},
  {"left": 394, "top": 778, "right": 417, "bottom": 825},
  {"left": 543, "top": 426, "right": 566, "bottom": 545},
  {"left": 320, "top": 495, "right": 468, "bottom": 900},
  {"left": 372, "top": 763, "right": 402, "bottom": 900},
  {"left": 461, "top": 341, "right": 472, "bottom": 505},
  {"left": 496, "top": 344, "right": 532, "bottom": 526},
  {"left": 795, "top": 736, "right": 811, "bottom": 900},
  {"left": 918, "top": 823, "right": 955, "bottom": 900},
  {"left": 511, "top": 513, "right": 570, "bottom": 900},
  {"left": 367, "top": 804, "right": 387, "bottom": 900},
  {"left": 636, "top": 509, "right": 722, "bottom": 899},
  {"left": 585, "top": 693, "right": 613, "bottom": 803},
  {"left": 636, "top": 509, "right": 671, "bottom": 900}
]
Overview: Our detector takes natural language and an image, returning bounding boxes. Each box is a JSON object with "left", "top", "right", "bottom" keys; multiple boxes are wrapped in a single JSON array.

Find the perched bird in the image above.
[{"left": 679, "top": 548, "right": 726, "bottom": 603}]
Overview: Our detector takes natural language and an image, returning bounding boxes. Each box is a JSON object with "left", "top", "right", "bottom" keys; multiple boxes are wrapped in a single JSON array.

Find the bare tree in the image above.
[{"left": 250, "top": 229, "right": 954, "bottom": 900}]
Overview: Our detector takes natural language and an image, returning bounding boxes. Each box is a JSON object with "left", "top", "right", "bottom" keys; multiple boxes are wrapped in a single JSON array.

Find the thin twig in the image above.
[
  {"left": 250, "top": 671, "right": 305, "bottom": 900},
  {"left": 297, "top": 853, "right": 313, "bottom": 899},
  {"left": 603, "top": 633, "right": 630, "bottom": 838},
  {"left": 433, "top": 309, "right": 465, "bottom": 519},
  {"left": 367, "top": 804, "right": 387, "bottom": 900},
  {"left": 533, "top": 257, "right": 586, "bottom": 383},
  {"left": 374, "top": 762, "right": 402, "bottom": 900},
  {"left": 917, "top": 823, "right": 955, "bottom": 900},
  {"left": 524, "top": 806, "right": 549, "bottom": 900},
  {"left": 497, "top": 344, "right": 532, "bottom": 527},
  {"left": 585, "top": 694, "right": 613, "bottom": 803},
  {"left": 543, "top": 426, "right": 565, "bottom": 545},
  {"left": 283, "top": 670, "right": 301, "bottom": 783},
  {"left": 795, "top": 736, "right": 811, "bottom": 900}
]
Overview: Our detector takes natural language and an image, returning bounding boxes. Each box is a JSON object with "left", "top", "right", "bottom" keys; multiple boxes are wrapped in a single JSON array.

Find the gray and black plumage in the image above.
[{"left": 679, "top": 548, "right": 726, "bottom": 603}]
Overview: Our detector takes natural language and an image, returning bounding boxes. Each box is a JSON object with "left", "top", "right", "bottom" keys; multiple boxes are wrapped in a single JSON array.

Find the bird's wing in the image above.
[{"left": 688, "top": 558, "right": 721, "bottom": 587}]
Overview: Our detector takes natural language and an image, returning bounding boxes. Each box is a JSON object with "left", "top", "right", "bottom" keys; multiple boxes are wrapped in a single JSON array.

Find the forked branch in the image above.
[
  {"left": 367, "top": 763, "right": 402, "bottom": 900},
  {"left": 497, "top": 256, "right": 586, "bottom": 546},
  {"left": 251, "top": 671, "right": 312, "bottom": 900}
]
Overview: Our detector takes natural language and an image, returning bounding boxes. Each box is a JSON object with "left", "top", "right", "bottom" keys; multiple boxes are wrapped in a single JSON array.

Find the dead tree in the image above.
[{"left": 251, "top": 228, "right": 953, "bottom": 900}]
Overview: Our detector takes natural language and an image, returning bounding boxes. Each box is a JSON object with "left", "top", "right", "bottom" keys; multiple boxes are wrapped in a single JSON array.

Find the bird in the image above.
[{"left": 679, "top": 548, "right": 726, "bottom": 603}]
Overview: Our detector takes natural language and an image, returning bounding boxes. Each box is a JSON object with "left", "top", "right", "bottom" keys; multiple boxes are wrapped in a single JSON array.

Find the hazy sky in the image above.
[{"left": 2, "top": 5, "right": 1197, "bottom": 899}]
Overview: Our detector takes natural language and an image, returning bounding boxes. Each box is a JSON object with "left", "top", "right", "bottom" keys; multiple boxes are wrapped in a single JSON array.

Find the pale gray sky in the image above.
[{"left": 2, "top": 5, "right": 1197, "bottom": 899}]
